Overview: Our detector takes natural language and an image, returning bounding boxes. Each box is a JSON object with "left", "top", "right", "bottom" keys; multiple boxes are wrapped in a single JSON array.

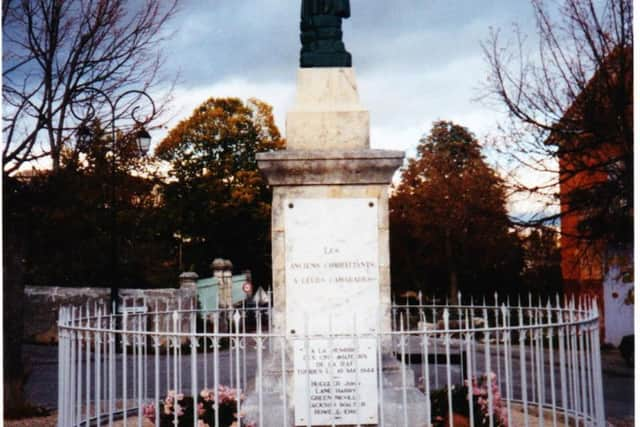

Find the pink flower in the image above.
[{"left": 142, "top": 402, "right": 156, "bottom": 424}]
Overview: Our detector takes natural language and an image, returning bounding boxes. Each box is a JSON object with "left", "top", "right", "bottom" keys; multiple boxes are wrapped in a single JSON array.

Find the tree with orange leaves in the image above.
[
  {"left": 390, "top": 121, "right": 522, "bottom": 301},
  {"left": 155, "top": 98, "right": 285, "bottom": 286}
]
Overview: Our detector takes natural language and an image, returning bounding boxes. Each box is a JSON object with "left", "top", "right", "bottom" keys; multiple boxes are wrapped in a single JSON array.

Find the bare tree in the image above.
[
  {"left": 482, "top": 0, "right": 632, "bottom": 247},
  {"left": 2, "top": 0, "right": 179, "bottom": 175}
]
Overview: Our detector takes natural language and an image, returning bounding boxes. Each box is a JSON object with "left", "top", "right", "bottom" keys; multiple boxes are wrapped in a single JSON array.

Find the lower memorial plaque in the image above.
[
  {"left": 294, "top": 338, "right": 378, "bottom": 425},
  {"left": 285, "top": 198, "right": 380, "bottom": 426}
]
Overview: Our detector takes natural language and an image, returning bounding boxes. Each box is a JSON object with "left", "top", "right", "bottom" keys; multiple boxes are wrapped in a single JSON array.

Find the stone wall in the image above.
[{"left": 23, "top": 286, "right": 197, "bottom": 344}]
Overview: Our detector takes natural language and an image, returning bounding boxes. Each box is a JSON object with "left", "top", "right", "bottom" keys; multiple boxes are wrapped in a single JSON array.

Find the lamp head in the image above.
[{"left": 135, "top": 127, "right": 151, "bottom": 155}]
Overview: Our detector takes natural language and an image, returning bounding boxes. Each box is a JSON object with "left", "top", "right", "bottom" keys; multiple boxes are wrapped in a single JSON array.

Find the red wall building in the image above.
[{"left": 556, "top": 47, "right": 632, "bottom": 342}]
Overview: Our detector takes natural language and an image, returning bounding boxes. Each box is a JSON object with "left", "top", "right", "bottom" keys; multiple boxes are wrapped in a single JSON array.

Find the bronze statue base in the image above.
[{"left": 300, "top": 51, "right": 352, "bottom": 68}]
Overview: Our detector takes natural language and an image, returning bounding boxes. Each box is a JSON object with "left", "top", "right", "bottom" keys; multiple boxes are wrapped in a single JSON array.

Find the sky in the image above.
[{"left": 152, "top": 0, "right": 549, "bottom": 218}]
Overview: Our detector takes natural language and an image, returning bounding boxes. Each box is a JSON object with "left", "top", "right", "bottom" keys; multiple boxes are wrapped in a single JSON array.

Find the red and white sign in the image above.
[{"left": 242, "top": 282, "right": 253, "bottom": 295}]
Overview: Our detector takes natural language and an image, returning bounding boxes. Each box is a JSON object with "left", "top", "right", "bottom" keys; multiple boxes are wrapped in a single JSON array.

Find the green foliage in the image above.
[
  {"left": 390, "top": 121, "right": 523, "bottom": 298},
  {"left": 4, "top": 120, "right": 175, "bottom": 288},
  {"left": 155, "top": 97, "right": 285, "bottom": 286}
]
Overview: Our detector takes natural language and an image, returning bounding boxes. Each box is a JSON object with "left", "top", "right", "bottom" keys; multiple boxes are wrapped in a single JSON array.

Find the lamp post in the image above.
[{"left": 71, "top": 88, "right": 156, "bottom": 314}]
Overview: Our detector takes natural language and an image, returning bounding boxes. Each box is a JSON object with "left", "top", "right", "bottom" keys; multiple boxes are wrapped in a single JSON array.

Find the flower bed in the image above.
[
  {"left": 426, "top": 372, "right": 508, "bottom": 427},
  {"left": 142, "top": 385, "right": 254, "bottom": 427}
]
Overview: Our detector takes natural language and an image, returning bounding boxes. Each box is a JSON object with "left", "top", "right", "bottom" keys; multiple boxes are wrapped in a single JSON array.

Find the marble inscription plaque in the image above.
[
  {"left": 293, "top": 338, "right": 378, "bottom": 425},
  {"left": 285, "top": 198, "right": 379, "bottom": 425},
  {"left": 285, "top": 198, "right": 379, "bottom": 334}
]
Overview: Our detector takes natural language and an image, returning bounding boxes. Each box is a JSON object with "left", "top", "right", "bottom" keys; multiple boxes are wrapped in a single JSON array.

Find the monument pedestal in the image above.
[{"left": 243, "top": 67, "right": 426, "bottom": 426}]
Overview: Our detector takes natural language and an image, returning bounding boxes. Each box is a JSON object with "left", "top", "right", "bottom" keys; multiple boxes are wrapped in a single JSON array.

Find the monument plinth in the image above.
[
  {"left": 258, "top": 67, "right": 403, "bottom": 344},
  {"left": 286, "top": 68, "right": 369, "bottom": 150}
]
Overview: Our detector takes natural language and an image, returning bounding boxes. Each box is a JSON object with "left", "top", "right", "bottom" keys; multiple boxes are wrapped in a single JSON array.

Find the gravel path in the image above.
[{"left": 4, "top": 414, "right": 57, "bottom": 427}]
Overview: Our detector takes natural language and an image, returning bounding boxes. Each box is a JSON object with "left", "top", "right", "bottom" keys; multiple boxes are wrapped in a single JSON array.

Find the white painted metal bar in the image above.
[
  {"left": 154, "top": 304, "right": 160, "bottom": 427},
  {"left": 443, "top": 309, "right": 453, "bottom": 427},
  {"left": 458, "top": 292, "right": 464, "bottom": 384},
  {"left": 578, "top": 313, "right": 588, "bottom": 426},
  {"left": 234, "top": 310, "right": 242, "bottom": 427},
  {"left": 432, "top": 299, "right": 439, "bottom": 389},
  {"left": 214, "top": 312, "right": 220, "bottom": 427},
  {"left": 518, "top": 305, "right": 529, "bottom": 427},
  {"left": 569, "top": 300, "right": 580, "bottom": 426},
  {"left": 103, "top": 305, "right": 108, "bottom": 419},
  {"left": 228, "top": 310, "right": 234, "bottom": 388},
  {"left": 377, "top": 312, "right": 385, "bottom": 427},
  {"left": 192, "top": 310, "right": 198, "bottom": 427},
  {"left": 137, "top": 315, "right": 143, "bottom": 427},
  {"left": 122, "top": 310, "right": 129, "bottom": 427},
  {"left": 464, "top": 311, "right": 475, "bottom": 427},
  {"left": 267, "top": 289, "right": 273, "bottom": 353},
  {"left": 85, "top": 305, "right": 91, "bottom": 426},
  {"left": 75, "top": 310, "right": 83, "bottom": 427},
  {"left": 258, "top": 310, "right": 265, "bottom": 427},
  {"left": 392, "top": 305, "right": 398, "bottom": 358},
  {"left": 494, "top": 293, "right": 502, "bottom": 396},
  {"left": 242, "top": 303, "right": 247, "bottom": 391},
  {"left": 328, "top": 314, "right": 337, "bottom": 427},
  {"left": 585, "top": 315, "right": 595, "bottom": 422},
  {"left": 352, "top": 314, "right": 362, "bottom": 427},
  {"left": 143, "top": 298, "right": 149, "bottom": 407},
  {"left": 420, "top": 310, "right": 430, "bottom": 427},
  {"left": 178, "top": 307, "right": 183, "bottom": 394},
  {"left": 71, "top": 308, "right": 78, "bottom": 426},
  {"left": 95, "top": 308, "right": 102, "bottom": 426},
  {"left": 501, "top": 305, "right": 512, "bottom": 427},
  {"left": 56, "top": 308, "right": 64, "bottom": 427},
  {"left": 108, "top": 312, "right": 114, "bottom": 426},
  {"left": 399, "top": 314, "right": 409, "bottom": 427},
  {"left": 591, "top": 299, "right": 606, "bottom": 425},
  {"left": 203, "top": 313, "right": 208, "bottom": 389},
  {"left": 303, "top": 313, "right": 312, "bottom": 427},
  {"left": 558, "top": 308, "right": 569, "bottom": 427},
  {"left": 534, "top": 311, "right": 544, "bottom": 426},
  {"left": 173, "top": 311, "right": 179, "bottom": 427},
  {"left": 483, "top": 308, "right": 494, "bottom": 427},
  {"left": 132, "top": 314, "right": 137, "bottom": 410},
  {"left": 547, "top": 304, "right": 558, "bottom": 427}
]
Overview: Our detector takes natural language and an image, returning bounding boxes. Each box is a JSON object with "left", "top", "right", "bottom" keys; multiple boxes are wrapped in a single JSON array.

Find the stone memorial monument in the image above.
[{"left": 244, "top": 2, "right": 427, "bottom": 425}]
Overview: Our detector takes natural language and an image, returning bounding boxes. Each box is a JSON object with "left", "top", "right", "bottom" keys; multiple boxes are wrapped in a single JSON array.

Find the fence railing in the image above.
[{"left": 57, "top": 295, "right": 605, "bottom": 426}]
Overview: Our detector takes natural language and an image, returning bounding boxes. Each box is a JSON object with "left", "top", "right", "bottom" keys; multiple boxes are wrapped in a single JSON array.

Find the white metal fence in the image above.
[{"left": 57, "top": 295, "right": 605, "bottom": 426}]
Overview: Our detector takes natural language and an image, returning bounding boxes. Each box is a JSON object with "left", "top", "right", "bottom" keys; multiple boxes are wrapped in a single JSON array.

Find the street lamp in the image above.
[
  {"left": 135, "top": 128, "right": 152, "bottom": 154},
  {"left": 71, "top": 88, "right": 156, "bottom": 314}
]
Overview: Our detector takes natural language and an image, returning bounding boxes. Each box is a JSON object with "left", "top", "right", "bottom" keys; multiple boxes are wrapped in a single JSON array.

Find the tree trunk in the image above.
[
  {"left": 445, "top": 228, "right": 458, "bottom": 303},
  {"left": 3, "top": 213, "right": 27, "bottom": 417}
]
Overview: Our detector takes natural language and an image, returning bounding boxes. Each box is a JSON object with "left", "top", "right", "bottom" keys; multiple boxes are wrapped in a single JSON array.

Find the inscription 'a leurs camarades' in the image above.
[
  {"left": 293, "top": 276, "right": 376, "bottom": 285},
  {"left": 289, "top": 260, "right": 376, "bottom": 285}
]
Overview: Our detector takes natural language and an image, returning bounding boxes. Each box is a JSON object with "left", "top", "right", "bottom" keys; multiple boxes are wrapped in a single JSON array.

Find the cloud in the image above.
[
  {"left": 150, "top": 78, "right": 295, "bottom": 148},
  {"left": 164, "top": 0, "right": 536, "bottom": 86},
  {"left": 154, "top": 0, "right": 552, "bottom": 219}
]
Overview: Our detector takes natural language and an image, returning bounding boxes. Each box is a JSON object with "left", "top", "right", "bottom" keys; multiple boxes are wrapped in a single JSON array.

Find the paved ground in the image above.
[
  {"left": 17, "top": 343, "right": 634, "bottom": 424},
  {"left": 599, "top": 348, "right": 635, "bottom": 426}
]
